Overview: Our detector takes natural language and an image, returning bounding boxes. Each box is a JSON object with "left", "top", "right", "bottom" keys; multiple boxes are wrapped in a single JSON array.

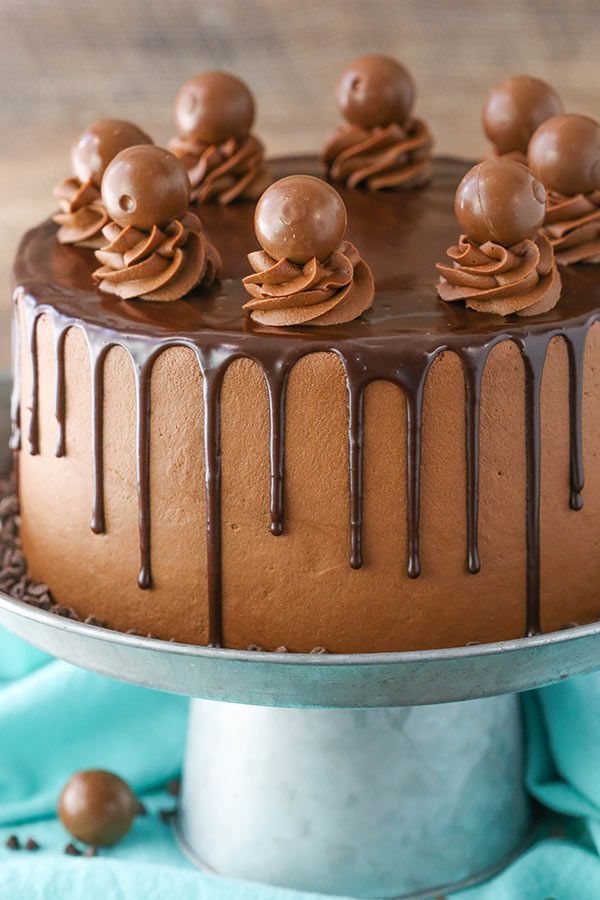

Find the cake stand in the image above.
[
  {"left": 3, "top": 595, "right": 600, "bottom": 897},
  {"left": 1, "top": 377, "right": 600, "bottom": 898}
]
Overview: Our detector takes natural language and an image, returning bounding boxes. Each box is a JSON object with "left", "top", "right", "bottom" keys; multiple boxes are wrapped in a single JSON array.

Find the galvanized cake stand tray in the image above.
[{"left": 1, "top": 595, "right": 600, "bottom": 898}]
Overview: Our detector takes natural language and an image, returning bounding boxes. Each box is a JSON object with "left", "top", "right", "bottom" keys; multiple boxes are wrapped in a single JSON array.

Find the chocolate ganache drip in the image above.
[
  {"left": 323, "top": 54, "right": 433, "bottom": 190},
  {"left": 13, "top": 158, "right": 599, "bottom": 646},
  {"left": 528, "top": 114, "right": 600, "bottom": 265},
  {"left": 93, "top": 145, "right": 221, "bottom": 302},
  {"left": 243, "top": 176, "right": 374, "bottom": 326},
  {"left": 438, "top": 159, "right": 561, "bottom": 317},
  {"left": 169, "top": 71, "right": 270, "bottom": 205},
  {"left": 53, "top": 120, "right": 152, "bottom": 249}
]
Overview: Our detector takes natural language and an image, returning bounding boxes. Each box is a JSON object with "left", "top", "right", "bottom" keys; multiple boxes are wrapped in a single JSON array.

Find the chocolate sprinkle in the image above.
[
  {"left": 165, "top": 779, "right": 180, "bottom": 797},
  {"left": 64, "top": 842, "right": 82, "bottom": 856},
  {"left": 158, "top": 808, "right": 177, "bottom": 825},
  {"left": 24, "top": 837, "right": 40, "bottom": 851},
  {"left": 5, "top": 835, "right": 20, "bottom": 850},
  {"left": 136, "top": 801, "right": 148, "bottom": 817}
]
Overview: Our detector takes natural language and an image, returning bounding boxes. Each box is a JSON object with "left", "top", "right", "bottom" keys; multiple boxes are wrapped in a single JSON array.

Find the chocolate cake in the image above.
[
  {"left": 9, "top": 59, "right": 600, "bottom": 652},
  {"left": 10, "top": 151, "right": 600, "bottom": 651}
]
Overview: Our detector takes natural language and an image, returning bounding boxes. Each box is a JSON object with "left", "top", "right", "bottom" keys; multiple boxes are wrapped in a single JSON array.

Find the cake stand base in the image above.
[
  {"left": 2, "top": 594, "right": 599, "bottom": 899},
  {"left": 175, "top": 695, "right": 530, "bottom": 898}
]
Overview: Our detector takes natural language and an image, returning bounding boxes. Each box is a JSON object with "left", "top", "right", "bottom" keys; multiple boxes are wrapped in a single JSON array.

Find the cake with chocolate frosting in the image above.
[{"left": 9, "top": 71, "right": 600, "bottom": 652}]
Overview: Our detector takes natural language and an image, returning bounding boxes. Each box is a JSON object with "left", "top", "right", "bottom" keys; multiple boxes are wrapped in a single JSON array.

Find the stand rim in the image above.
[
  {"left": 1, "top": 589, "right": 600, "bottom": 707},
  {"left": 2, "top": 591, "right": 599, "bottom": 666}
]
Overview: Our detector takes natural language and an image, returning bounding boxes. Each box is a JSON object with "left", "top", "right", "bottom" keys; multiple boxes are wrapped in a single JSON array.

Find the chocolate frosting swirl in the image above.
[
  {"left": 436, "top": 233, "right": 561, "bottom": 316},
  {"left": 322, "top": 119, "right": 433, "bottom": 191},
  {"left": 242, "top": 240, "right": 374, "bottom": 326},
  {"left": 52, "top": 178, "right": 109, "bottom": 249},
  {"left": 168, "top": 134, "right": 270, "bottom": 205},
  {"left": 93, "top": 212, "right": 221, "bottom": 301},
  {"left": 543, "top": 190, "right": 600, "bottom": 264}
]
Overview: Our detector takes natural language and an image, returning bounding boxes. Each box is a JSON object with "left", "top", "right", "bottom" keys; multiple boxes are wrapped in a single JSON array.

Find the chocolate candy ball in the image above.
[
  {"left": 482, "top": 75, "right": 564, "bottom": 155},
  {"left": 255, "top": 175, "right": 347, "bottom": 264},
  {"left": 528, "top": 114, "right": 600, "bottom": 197},
  {"left": 102, "top": 145, "right": 190, "bottom": 230},
  {"left": 455, "top": 159, "right": 546, "bottom": 247},
  {"left": 58, "top": 770, "right": 138, "bottom": 847},
  {"left": 71, "top": 120, "right": 152, "bottom": 188},
  {"left": 336, "top": 54, "right": 415, "bottom": 129},
  {"left": 175, "top": 71, "right": 255, "bottom": 146}
]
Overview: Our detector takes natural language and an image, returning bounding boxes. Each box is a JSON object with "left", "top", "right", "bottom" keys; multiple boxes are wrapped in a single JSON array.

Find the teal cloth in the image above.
[{"left": 1, "top": 631, "right": 600, "bottom": 899}]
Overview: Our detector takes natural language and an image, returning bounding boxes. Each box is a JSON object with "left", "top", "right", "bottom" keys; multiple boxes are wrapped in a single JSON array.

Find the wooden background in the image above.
[{"left": 0, "top": 0, "right": 598, "bottom": 366}]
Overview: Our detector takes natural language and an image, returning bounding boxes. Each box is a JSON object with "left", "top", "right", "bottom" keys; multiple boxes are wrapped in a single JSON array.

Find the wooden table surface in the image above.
[{"left": 0, "top": 0, "right": 597, "bottom": 367}]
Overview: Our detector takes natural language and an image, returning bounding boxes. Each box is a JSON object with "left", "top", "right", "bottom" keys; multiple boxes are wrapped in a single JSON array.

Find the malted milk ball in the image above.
[
  {"left": 254, "top": 175, "right": 347, "bottom": 264},
  {"left": 455, "top": 159, "right": 546, "bottom": 247}
]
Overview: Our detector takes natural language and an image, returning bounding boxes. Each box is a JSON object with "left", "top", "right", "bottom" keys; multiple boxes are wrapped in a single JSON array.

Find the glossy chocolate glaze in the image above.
[{"left": 12, "top": 157, "right": 600, "bottom": 645}]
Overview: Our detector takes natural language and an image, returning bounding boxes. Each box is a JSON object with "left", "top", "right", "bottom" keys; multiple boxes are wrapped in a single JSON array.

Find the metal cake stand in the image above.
[
  {"left": 1, "top": 375, "right": 600, "bottom": 898},
  {"left": 2, "top": 596, "right": 600, "bottom": 897}
]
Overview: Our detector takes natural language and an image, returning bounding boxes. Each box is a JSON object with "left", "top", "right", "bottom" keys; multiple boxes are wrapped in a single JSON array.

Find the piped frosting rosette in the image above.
[
  {"left": 437, "top": 159, "right": 561, "bottom": 318},
  {"left": 92, "top": 145, "right": 221, "bottom": 302},
  {"left": 169, "top": 71, "right": 271, "bottom": 206},
  {"left": 53, "top": 178, "right": 109, "bottom": 249},
  {"left": 243, "top": 240, "right": 374, "bottom": 326},
  {"left": 528, "top": 114, "right": 600, "bottom": 265},
  {"left": 543, "top": 190, "right": 600, "bottom": 264},
  {"left": 169, "top": 134, "right": 270, "bottom": 205},
  {"left": 437, "top": 233, "right": 561, "bottom": 316},
  {"left": 93, "top": 212, "right": 221, "bottom": 301},
  {"left": 323, "top": 120, "right": 433, "bottom": 191},
  {"left": 323, "top": 54, "right": 433, "bottom": 191},
  {"left": 52, "top": 120, "right": 153, "bottom": 249},
  {"left": 242, "top": 175, "right": 374, "bottom": 327}
]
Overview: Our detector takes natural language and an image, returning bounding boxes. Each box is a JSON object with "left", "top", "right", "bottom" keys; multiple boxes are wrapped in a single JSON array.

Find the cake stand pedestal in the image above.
[{"left": 1, "top": 596, "right": 600, "bottom": 897}]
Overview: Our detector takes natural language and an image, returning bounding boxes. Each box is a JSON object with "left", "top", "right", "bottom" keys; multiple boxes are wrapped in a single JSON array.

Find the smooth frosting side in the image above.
[
  {"left": 543, "top": 190, "right": 600, "bottom": 264},
  {"left": 322, "top": 119, "right": 433, "bottom": 190},
  {"left": 242, "top": 240, "right": 374, "bottom": 326},
  {"left": 168, "top": 134, "right": 270, "bottom": 205},
  {"left": 437, "top": 233, "right": 561, "bottom": 316},
  {"left": 93, "top": 211, "right": 221, "bottom": 301},
  {"left": 52, "top": 177, "right": 109, "bottom": 249}
]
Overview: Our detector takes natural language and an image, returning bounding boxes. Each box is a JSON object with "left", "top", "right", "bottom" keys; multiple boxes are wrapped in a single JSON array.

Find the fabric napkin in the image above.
[{"left": 1, "top": 629, "right": 600, "bottom": 900}]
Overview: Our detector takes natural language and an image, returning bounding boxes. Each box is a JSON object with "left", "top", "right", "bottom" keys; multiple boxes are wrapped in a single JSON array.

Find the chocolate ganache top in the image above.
[
  {"left": 14, "top": 157, "right": 600, "bottom": 353},
  {"left": 15, "top": 156, "right": 600, "bottom": 346}
]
